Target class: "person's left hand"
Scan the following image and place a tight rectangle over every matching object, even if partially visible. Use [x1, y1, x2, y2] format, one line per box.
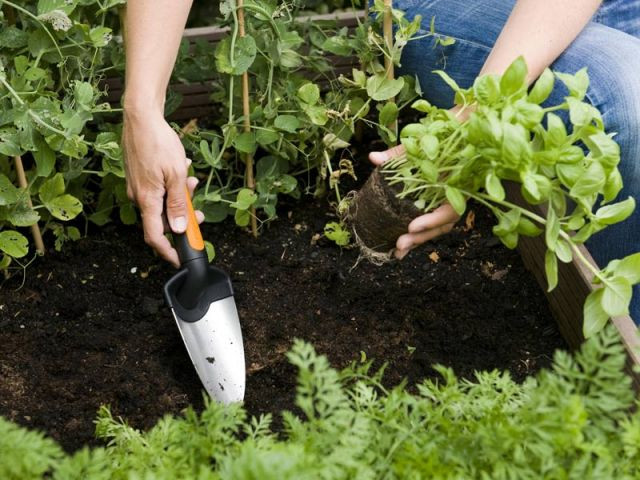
[369, 145, 460, 260]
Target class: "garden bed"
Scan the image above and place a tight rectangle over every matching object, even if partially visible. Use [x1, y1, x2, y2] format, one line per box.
[0, 154, 565, 452]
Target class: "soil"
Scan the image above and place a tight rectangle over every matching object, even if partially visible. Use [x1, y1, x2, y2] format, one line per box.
[0, 171, 566, 453]
[347, 166, 422, 254]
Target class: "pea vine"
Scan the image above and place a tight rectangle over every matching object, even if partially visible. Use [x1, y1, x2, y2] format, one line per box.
[0, 0, 428, 273]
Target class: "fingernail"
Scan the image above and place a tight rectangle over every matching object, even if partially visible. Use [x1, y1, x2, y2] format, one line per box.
[395, 249, 408, 260]
[369, 152, 384, 162]
[173, 216, 186, 232]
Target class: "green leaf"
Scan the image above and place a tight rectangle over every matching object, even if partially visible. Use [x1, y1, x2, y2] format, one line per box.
[500, 56, 527, 96]
[233, 132, 256, 153]
[274, 115, 301, 133]
[39, 173, 65, 203]
[419, 134, 439, 160]
[303, 105, 328, 126]
[601, 277, 632, 317]
[232, 188, 257, 210]
[366, 74, 405, 101]
[379, 102, 399, 127]
[528, 68, 554, 104]
[594, 197, 635, 225]
[74, 82, 94, 107]
[0, 230, 29, 258]
[0, 174, 19, 206]
[0, 27, 28, 49]
[33, 136, 55, 177]
[555, 68, 589, 99]
[614, 253, 640, 284]
[297, 83, 320, 105]
[37, 0, 75, 15]
[119, 202, 136, 225]
[411, 99, 431, 113]
[324, 222, 350, 246]
[204, 241, 216, 263]
[445, 186, 466, 216]
[555, 238, 573, 263]
[567, 97, 595, 127]
[569, 161, 605, 198]
[215, 35, 257, 75]
[546, 113, 567, 147]
[89, 27, 112, 47]
[46, 194, 83, 221]
[545, 208, 560, 252]
[473, 74, 500, 104]
[517, 217, 542, 237]
[545, 249, 558, 291]
[485, 173, 505, 201]
[7, 201, 40, 226]
[234, 208, 250, 227]
[583, 289, 609, 338]
[256, 129, 280, 146]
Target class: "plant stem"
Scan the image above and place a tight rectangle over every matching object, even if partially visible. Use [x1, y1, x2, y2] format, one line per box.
[237, 0, 257, 238]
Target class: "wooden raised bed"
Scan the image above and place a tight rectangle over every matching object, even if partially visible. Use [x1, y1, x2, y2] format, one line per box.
[105, 10, 640, 383]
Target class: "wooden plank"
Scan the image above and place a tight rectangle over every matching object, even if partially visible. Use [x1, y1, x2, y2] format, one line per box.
[505, 182, 640, 389]
[103, 11, 364, 113]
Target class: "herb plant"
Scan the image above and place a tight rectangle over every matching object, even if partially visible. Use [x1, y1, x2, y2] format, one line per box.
[2, 325, 640, 478]
[382, 57, 640, 337]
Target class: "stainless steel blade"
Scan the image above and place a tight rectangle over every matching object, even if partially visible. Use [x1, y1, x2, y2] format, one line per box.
[170, 296, 245, 403]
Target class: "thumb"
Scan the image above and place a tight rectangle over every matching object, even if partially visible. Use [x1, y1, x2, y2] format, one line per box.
[165, 169, 188, 233]
[369, 144, 406, 166]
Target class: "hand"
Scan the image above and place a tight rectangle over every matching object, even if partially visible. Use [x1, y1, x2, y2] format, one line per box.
[123, 109, 204, 268]
[369, 145, 460, 260]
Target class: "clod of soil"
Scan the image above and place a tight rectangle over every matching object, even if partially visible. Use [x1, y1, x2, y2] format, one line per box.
[0, 194, 566, 452]
[346, 167, 421, 260]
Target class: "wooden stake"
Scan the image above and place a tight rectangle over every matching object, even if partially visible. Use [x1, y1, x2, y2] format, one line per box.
[382, 0, 397, 134]
[237, 0, 258, 238]
[14, 156, 45, 255]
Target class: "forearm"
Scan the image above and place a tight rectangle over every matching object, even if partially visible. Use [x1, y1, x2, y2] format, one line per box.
[123, 0, 193, 114]
[480, 0, 602, 82]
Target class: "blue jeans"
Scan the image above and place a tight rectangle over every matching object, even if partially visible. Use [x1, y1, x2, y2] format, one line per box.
[395, 0, 640, 323]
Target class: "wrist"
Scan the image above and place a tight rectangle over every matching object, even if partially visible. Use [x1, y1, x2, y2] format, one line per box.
[123, 90, 165, 118]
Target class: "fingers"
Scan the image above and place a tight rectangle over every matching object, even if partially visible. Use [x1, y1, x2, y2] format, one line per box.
[408, 204, 460, 233]
[164, 164, 189, 234]
[395, 223, 456, 260]
[140, 197, 180, 268]
[369, 144, 406, 166]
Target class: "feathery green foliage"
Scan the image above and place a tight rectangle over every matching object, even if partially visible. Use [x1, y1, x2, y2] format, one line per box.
[1, 325, 640, 479]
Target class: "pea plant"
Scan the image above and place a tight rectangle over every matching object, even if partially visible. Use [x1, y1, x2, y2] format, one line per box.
[381, 57, 639, 336]
[0, 0, 427, 271]
[178, 0, 426, 230]
[0, 0, 126, 272]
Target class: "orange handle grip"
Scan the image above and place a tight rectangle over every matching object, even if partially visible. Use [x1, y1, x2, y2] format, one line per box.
[184, 187, 204, 251]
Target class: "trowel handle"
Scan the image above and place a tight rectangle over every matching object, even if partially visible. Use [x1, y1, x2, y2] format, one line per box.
[174, 188, 207, 266]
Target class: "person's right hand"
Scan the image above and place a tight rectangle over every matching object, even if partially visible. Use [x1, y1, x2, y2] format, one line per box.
[123, 109, 203, 268]
[369, 145, 460, 260]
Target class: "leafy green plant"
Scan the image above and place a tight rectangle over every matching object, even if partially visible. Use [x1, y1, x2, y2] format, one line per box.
[0, 0, 126, 270]
[381, 57, 639, 337]
[2, 325, 640, 478]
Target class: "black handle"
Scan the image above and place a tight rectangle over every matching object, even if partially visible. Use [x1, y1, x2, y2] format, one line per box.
[173, 190, 209, 310]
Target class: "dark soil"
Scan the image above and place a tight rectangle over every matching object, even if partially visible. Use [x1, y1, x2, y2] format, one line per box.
[348, 166, 422, 253]
[0, 175, 566, 453]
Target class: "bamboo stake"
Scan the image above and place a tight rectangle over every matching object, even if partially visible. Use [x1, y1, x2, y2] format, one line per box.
[382, 0, 397, 134]
[3, 5, 45, 254]
[237, 0, 258, 238]
[14, 156, 45, 255]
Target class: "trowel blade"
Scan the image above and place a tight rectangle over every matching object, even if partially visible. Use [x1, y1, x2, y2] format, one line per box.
[171, 296, 245, 403]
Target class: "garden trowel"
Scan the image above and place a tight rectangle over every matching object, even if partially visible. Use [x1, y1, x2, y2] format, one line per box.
[163, 189, 245, 403]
